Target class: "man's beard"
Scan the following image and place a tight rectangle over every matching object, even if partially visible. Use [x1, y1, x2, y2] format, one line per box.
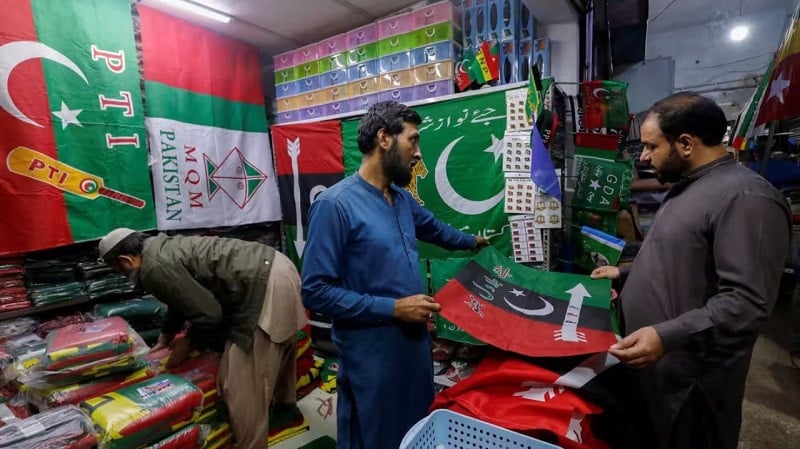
[125, 268, 141, 288]
[654, 143, 688, 184]
[383, 139, 413, 187]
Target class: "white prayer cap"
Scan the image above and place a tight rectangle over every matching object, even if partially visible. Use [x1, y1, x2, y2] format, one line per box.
[98, 228, 137, 259]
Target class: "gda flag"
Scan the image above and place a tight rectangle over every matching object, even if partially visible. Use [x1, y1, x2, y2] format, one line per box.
[271, 121, 344, 268]
[431, 350, 616, 449]
[572, 156, 632, 212]
[435, 246, 619, 357]
[580, 81, 629, 129]
[0, 0, 155, 255]
[343, 89, 512, 259]
[139, 6, 281, 230]
[755, 1, 800, 126]
[575, 226, 624, 271]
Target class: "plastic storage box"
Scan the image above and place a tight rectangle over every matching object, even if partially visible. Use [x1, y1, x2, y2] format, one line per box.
[399, 409, 562, 449]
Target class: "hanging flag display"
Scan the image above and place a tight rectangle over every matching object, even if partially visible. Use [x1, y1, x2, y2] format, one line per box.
[755, 2, 800, 126]
[139, 6, 281, 230]
[574, 226, 625, 271]
[431, 350, 617, 449]
[271, 121, 345, 268]
[572, 157, 633, 212]
[342, 89, 512, 260]
[0, 0, 155, 255]
[731, 57, 776, 150]
[435, 246, 618, 357]
[580, 81, 630, 130]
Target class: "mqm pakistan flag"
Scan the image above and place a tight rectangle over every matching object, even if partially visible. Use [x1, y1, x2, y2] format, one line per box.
[0, 0, 155, 255]
[139, 6, 280, 230]
[343, 89, 512, 259]
[435, 246, 619, 357]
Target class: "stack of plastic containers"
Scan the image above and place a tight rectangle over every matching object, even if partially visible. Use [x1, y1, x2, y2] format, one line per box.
[273, 1, 464, 124]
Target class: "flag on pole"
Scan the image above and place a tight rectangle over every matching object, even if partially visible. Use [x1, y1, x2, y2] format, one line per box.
[755, 2, 800, 126]
[731, 56, 776, 149]
[434, 246, 619, 357]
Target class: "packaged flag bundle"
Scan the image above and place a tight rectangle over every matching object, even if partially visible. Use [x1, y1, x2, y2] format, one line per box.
[0, 385, 31, 427]
[143, 424, 201, 449]
[35, 313, 90, 338]
[27, 366, 154, 409]
[80, 374, 203, 449]
[167, 353, 221, 409]
[1, 333, 46, 382]
[435, 247, 619, 357]
[0, 317, 37, 344]
[21, 318, 148, 388]
[0, 405, 97, 449]
[575, 226, 625, 271]
[43, 317, 132, 370]
[268, 404, 309, 446]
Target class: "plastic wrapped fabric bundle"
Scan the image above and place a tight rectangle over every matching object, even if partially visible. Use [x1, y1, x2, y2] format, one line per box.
[0, 318, 38, 344]
[93, 296, 167, 327]
[29, 281, 86, 306]
[27, 366, 154, 410]
[0, 385, 31, 427]
[20, 322, 149, 388]
[167, 353, 220, 409]
[1, 334, 46, 382]
[0, 405, 97, 449]
[36, 313, 90, 338]
[80, 374, 203, 449]
[76, 261, 114, 280]
[43, 317, 133, 370]
[85, 275, 136, 300]
[143, 424, 201, 449]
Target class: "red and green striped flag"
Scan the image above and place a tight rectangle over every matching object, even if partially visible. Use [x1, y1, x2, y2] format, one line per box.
[731, 57, 776, 150]
[580, 80, 630, 129]
[473, 41, 500, 84]
[0, 0, 155, 255]
[435, 246, 619, 357]
[139, 6, 281, 230]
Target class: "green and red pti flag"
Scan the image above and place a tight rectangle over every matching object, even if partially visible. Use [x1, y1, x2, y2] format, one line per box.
[431, 350, 616, 449]
[580, 81, 629, 130]
[0, 0, 155, 255]
[755, 2, 800, 126]
[435, 246, 618, 357]
[139, 5, 280, 230]
[271, 121, 345, 268]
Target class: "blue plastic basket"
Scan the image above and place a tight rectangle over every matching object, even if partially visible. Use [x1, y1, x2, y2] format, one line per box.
[399, 409, 562, 449]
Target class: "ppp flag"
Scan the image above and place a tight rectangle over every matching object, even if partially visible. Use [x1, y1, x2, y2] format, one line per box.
[271, 121, 345, 268]
[435, 246, 619, 357]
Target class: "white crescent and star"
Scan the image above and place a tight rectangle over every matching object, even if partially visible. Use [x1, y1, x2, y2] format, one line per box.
[510, 288, 525, 297]
[0, 41, 88, 128]
[435, 135, 505, 215]
[767, 71, 790, 104]
[483, 134, 503, 162]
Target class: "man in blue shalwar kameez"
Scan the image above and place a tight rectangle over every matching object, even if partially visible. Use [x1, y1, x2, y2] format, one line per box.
[302, 101, 487, 449]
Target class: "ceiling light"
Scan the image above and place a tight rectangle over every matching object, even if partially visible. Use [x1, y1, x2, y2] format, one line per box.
[730, 25, 749, 42]
[172, 0, 231, 23]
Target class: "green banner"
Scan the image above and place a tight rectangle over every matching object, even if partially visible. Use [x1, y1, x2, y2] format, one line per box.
[35, 0, 155, 239]
[572, 157, 633, 212]
[342, 89, 512, 259]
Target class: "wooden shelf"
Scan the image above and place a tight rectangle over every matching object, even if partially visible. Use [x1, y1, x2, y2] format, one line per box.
[0, 296, 92, 321]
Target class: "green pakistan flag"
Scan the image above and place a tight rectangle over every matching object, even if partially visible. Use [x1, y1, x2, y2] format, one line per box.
[343, 89, 512, 259]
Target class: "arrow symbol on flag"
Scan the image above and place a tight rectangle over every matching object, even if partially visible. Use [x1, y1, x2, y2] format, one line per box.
[287, 138, 306, 257]
[554, 284, 591, 343]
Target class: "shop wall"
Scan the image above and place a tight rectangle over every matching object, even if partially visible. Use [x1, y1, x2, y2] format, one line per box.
[539, 22, 581, 96]
[644, 5, 793, 118]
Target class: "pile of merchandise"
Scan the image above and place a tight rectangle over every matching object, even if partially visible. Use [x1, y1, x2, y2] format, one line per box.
[25, 258, 87, 308]
[94, 296, 168, 345]
[0, 260, 29, 312]
[77, 261, 137, 302]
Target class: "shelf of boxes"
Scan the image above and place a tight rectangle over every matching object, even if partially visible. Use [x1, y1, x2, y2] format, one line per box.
[462, 0, 548, 85]
[273, 0, 465, 124]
